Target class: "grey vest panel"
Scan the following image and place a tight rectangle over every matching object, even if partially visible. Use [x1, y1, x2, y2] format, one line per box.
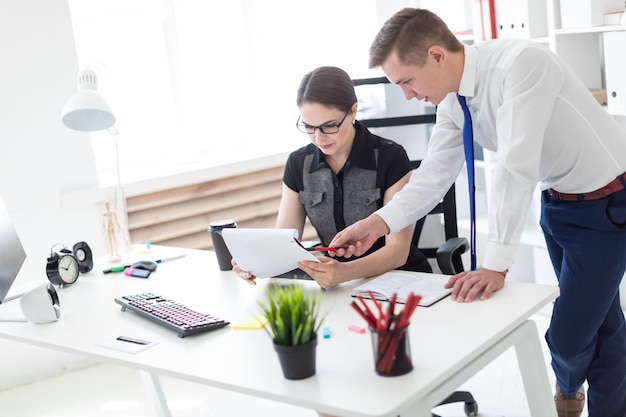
[299, 151, 381, 245]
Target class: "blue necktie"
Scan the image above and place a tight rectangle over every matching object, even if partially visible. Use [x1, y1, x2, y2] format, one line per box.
[456, 94, 477, 271]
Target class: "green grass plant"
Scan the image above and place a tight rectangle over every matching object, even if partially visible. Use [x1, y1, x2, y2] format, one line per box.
[258, 283, 325, 346]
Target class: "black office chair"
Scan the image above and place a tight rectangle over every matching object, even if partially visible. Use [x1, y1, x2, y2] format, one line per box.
[409, 160, 469, 276]
[353, 77, 477, 417]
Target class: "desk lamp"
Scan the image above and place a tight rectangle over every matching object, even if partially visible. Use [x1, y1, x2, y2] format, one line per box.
[61, 68, 131, 254]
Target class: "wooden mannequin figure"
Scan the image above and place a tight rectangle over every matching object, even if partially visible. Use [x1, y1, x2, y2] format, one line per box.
[102, 200, 121, 262]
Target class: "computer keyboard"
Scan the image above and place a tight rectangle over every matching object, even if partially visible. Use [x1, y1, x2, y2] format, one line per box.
[114, 292, 230, 338]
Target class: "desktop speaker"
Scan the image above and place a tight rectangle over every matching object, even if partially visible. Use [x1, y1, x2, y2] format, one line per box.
[20, 283, 61, 324]
[72, 241, 93, 274]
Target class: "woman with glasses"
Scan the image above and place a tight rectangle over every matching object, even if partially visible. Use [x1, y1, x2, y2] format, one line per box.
[233, 66, 430, 289]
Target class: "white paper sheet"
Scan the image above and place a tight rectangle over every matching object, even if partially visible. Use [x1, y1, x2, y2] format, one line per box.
[221, 228, 320, 278]
[352, 271, 453, 306]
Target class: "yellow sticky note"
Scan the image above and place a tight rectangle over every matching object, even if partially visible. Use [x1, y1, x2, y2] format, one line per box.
[232, 315, 268, 330]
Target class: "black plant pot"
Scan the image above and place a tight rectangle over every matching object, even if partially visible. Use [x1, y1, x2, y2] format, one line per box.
[273, 336, 317, 380]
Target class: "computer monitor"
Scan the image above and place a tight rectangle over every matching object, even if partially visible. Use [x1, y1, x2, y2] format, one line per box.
[0, 193, 27, 304]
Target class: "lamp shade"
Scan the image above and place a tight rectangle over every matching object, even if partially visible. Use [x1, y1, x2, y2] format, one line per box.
[62, 68, 116, 132]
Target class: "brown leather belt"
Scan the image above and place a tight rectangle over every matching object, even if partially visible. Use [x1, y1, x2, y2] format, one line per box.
[548, 172, 626, 202]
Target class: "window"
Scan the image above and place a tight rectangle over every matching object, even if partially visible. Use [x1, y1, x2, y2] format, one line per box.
[68, 0, 381, 186]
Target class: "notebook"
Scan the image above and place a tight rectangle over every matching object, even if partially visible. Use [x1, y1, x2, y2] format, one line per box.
[221, 228, 319, 278]
[351, 270, 453, 307]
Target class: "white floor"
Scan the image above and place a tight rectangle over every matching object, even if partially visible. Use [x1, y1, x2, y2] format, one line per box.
[0, 312, 586, 417]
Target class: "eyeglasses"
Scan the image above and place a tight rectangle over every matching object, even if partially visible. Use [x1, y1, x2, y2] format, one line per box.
[296, 111, 350, 135]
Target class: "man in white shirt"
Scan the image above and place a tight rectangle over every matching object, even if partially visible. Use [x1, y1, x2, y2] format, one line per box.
[330, 8, 626, 417]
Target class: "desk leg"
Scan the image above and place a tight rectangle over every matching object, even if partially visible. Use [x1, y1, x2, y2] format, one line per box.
[399, 320, 556, 417]
[514, 320, 557, 417]
[140, 370, 173, 417]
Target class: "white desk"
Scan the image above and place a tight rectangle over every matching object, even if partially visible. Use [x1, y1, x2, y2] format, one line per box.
[0, 248, 558, 417]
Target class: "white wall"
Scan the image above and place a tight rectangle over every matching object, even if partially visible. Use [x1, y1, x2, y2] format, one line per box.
[0, 0, 107, 390]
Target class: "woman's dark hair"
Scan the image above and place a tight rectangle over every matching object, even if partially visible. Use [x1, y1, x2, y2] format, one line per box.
[296, 66, 357, 112]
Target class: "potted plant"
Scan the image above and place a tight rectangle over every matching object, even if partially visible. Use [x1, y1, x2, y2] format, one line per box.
[257, 283, 325, 380]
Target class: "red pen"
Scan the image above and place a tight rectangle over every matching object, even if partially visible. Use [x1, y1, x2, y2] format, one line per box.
[307, 246, 349, 252]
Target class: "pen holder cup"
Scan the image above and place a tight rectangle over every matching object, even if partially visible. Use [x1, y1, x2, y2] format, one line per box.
[208, 220, 237, 271]
[369, 326, 413, 376]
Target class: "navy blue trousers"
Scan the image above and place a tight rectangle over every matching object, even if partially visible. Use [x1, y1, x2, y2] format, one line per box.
[540, 188, 626, 417]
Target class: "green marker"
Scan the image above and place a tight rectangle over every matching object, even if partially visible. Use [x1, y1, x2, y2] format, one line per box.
[102, 265, 129, 274]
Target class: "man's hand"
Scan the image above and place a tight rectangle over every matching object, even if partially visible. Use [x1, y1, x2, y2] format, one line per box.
[329, 214, 390, 258]
[445, 268, 507, 302]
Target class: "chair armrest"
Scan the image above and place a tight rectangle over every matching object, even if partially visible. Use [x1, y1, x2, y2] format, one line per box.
[436, 237, 469, 275]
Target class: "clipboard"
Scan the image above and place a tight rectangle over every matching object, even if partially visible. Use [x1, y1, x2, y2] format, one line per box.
[221, 228, 319, 278]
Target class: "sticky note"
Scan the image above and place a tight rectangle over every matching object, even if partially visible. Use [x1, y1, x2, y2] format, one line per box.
[232, 315, 268, 330]
[136, 243, 159, 254]
[348, 324, 365, 334]
[323, 327, 331, 339]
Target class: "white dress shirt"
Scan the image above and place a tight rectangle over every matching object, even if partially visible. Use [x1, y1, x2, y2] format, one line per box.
[377, 38, 626, 272]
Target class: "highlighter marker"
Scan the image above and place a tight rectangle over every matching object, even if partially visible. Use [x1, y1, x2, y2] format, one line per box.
[102, 265, 129, 274]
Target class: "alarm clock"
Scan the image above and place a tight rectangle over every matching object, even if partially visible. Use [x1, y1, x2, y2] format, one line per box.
[46, 246, 80, 286]
[45, 242, 94, 286]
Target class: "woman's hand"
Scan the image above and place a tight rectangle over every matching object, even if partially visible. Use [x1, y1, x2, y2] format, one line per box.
[231, 259, 257, 285]
[298, 256, 349, 289]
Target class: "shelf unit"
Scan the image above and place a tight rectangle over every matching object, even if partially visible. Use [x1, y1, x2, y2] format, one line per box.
[546, 0, 626, 116]
[490, 0, 626, 116]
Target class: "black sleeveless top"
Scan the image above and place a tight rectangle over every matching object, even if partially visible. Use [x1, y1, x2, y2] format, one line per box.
[283, 121, 431, 273]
